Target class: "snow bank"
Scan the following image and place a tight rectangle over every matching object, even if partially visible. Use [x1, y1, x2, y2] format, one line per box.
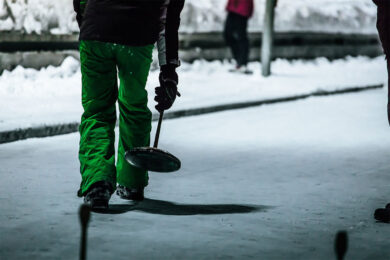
[181, 0, 377, 34]
[0, 55, 387, 132]
[0, 57, 82, 131]
[0, 0, 77, 34]
[0, 0, 378, 35]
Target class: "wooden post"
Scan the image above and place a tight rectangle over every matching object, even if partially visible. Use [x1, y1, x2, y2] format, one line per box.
[261, 0, 277, 77]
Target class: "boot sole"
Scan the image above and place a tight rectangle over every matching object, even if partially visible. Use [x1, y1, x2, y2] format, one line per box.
[116, 190, 144, 201]
[87, 199, 109, 209]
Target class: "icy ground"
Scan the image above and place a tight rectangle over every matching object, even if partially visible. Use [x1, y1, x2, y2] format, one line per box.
[0, 56, 387, 132]
[0, 0, 378, 34]
[1, 89, 390, 259]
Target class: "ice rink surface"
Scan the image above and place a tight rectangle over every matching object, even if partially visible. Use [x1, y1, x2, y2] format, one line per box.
[1, 89, 390, 259]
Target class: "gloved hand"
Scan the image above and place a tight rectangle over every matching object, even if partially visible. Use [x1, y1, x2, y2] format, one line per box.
[155, 65, 180, 112]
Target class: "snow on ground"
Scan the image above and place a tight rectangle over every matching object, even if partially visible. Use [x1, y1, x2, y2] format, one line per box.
[0, 55, 387, 132]
[0, 0, 378, 34]
[0, 0, 77, 33]
[0, 89, 390, 259]
[182, 0, 378, 34]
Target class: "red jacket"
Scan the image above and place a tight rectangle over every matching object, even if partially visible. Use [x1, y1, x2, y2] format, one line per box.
[226, 0, 254, 18]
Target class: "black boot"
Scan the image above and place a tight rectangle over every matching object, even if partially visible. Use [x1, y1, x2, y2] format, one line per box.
[84, 181, 113, 209]
[116, 185, 144, 201]
[374, 203, 390, 223]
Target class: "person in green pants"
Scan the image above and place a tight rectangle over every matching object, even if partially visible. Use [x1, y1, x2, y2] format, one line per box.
[73, 0, 185, 209]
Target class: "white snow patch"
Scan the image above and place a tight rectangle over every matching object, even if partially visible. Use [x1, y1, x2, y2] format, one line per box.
[0, 16, 12, 30]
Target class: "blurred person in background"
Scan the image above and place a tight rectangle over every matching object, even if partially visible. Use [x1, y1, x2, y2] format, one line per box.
[223, 0, 254, 74]
[372, 0, 390, 223]
[73, 0, 185, 209]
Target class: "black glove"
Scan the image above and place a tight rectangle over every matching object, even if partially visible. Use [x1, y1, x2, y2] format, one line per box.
[155, 65, 179, 112]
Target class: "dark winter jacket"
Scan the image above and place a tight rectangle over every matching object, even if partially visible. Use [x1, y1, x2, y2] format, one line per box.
[373, 0, 390, 57]
[373, 0, 390, 124]
[226, 0, 254, 18]
[73, 0, 185, 67]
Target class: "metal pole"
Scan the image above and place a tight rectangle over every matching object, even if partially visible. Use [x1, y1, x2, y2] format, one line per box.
[153, 111, 164, 148]
[79, 204, 91, 260]
[261, 0, 277, 77]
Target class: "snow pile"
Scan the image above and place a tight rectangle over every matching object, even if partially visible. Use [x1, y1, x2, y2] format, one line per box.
[0, 57, 82, 130]
[0, 55, 387, 132]
[0, 56, 80, 97]
[0, 0, 378, 34]
[272, 0, 377, 34]
[181, 0, 377, 34]
[0, 0, 77, 34]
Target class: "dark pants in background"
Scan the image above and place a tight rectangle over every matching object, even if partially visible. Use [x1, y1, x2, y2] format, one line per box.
[374, 0, 390, 124]
[224, 12, 249, 67]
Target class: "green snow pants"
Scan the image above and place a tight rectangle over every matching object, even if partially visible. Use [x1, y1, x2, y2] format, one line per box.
[77, 40, 154, 197]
